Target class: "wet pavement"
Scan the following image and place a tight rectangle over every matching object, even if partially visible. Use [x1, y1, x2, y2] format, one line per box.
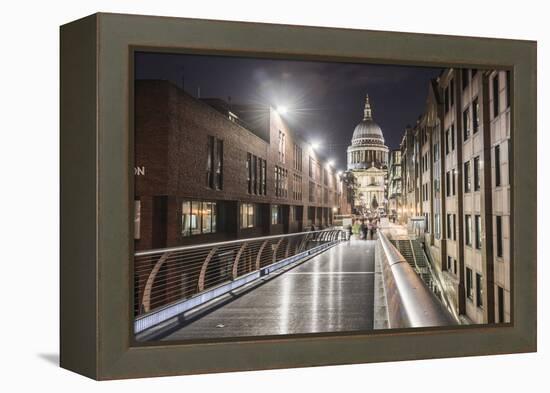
[161, 240, 376, 340]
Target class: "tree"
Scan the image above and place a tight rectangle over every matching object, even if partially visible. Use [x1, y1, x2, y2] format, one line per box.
[371, 195, 379, 210]
[342, 170, 358, 209]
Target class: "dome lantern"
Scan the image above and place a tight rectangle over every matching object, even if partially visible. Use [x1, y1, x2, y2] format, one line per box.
[363, 94, 373, 120]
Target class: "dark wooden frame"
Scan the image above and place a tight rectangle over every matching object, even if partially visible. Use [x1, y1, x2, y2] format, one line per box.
[60, 12, 537, 380]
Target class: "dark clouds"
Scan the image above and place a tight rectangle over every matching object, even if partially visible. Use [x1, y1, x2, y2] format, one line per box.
[135, 52, 442, 170]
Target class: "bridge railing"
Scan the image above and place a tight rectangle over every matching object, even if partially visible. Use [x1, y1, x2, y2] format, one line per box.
[377, 230, 457, 328]
[134, 228, 345, 334]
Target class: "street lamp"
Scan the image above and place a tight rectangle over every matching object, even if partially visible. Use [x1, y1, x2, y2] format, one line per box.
[310, 141, 320, 150]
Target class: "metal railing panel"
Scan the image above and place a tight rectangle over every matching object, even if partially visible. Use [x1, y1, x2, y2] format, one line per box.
[134, 228, 344, 333]
[377, 230, 457, 328]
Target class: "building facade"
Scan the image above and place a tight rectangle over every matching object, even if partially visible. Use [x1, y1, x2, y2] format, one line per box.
[396, 69, 511, 324]
[387, 150, 402, 219]
[134, 80, 348, 252]
[347, 95, 389, 213]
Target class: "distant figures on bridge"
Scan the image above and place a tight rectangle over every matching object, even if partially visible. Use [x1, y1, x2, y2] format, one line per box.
[347, 217, 379, 240]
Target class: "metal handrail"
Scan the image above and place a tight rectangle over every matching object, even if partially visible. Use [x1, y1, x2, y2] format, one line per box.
[136, 228, 338, 256]
[377, 230, 457, 328]
[134, 228, 344, 319]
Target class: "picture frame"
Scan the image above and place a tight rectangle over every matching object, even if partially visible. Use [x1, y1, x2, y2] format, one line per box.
[60, 12, 537, 380]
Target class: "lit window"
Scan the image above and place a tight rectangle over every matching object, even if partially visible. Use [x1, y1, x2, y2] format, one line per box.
[182, 200, 217, 237]
[240, 203, 256, 228]
[134, 200, 141, 240]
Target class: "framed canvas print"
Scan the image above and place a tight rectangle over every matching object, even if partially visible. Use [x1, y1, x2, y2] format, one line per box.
[60, 13, 537, 380]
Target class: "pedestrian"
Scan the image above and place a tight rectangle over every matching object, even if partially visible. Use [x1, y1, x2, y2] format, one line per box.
[347, 223, 353, 241]
[362, 220, 369, 240]
[369, 222, 373, 240]
[359, 220, 366, 240]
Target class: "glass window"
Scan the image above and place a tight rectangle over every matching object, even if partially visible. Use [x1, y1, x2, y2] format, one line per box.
[466, 267, 473, 300]
[202, 202, 213, 234]
[463, 107, 470, 141]
[474, 156, 481, 191]
[191, 201, 201, 235]
[452, 169, 456, 195]
[464, 161, 471, 193]
[246, 153, 252, 194]
[182, 200, 217, 236]
[496, 215, 503, 257]
[271, 205, 280, 225]
[206, 136, 214, 188]
[215, 139, 223, 190]
[495, 145, 501, 186]
[182, 201, 191, 237]
[475, 215, 481, 249]
[240, 203, 256, 229]
[493, 74, 500, 118]
[476, 273, 483, 308]
[465, 214, 472, 246]
[473, 98, 479, 134]
[134, 200, 141, 240]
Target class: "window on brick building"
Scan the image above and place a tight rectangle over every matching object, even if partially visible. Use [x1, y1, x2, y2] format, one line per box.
[182, 200, 217, 236]
[134, 200, 141, 240]
[240, 203, 256, 228]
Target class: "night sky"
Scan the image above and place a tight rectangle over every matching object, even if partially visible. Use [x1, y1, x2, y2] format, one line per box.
[135, 52, 442, 171]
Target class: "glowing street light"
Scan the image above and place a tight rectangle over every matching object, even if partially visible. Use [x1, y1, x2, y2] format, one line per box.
[310, 141, 320, 150]
[337, 171, 343, 176]
[327, 160, 335, 168]
[276, 106, 288, 115]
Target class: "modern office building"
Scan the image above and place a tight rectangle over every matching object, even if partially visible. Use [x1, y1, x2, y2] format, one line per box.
[346, 95, 389, 213]
[396, 68, 511, 324]
[133, 80, 350, 252]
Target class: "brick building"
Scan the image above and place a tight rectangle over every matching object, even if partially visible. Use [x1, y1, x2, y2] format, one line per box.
[134, 80, 349, 252]
[397, 68, 511, 324]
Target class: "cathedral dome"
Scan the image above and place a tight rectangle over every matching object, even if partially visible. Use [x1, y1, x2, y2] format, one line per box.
[351, 95, 385, 145]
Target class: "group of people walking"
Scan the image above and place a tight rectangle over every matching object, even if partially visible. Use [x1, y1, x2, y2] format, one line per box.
[346, 217, 379, 240]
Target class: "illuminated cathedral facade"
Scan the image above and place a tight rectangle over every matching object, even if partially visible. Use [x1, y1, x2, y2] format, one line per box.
[346, 95, 389, 214]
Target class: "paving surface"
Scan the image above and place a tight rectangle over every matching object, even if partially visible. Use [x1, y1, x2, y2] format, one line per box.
[161, 240, 376, 341]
